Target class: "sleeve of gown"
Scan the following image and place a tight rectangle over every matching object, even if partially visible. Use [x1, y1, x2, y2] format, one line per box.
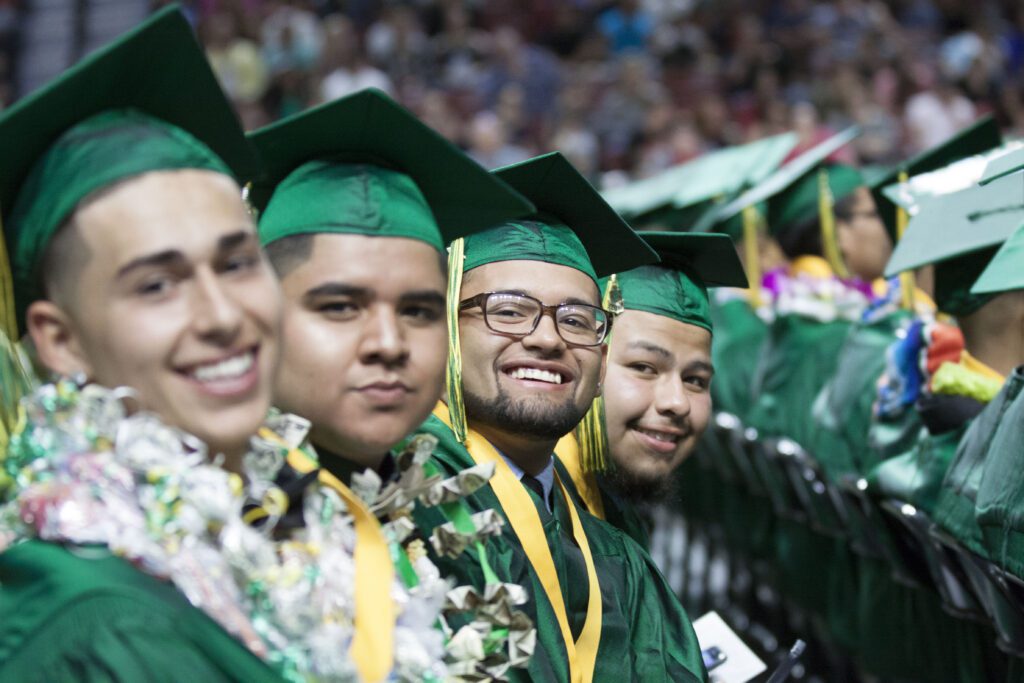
[622, 535, 708, 683]
[2, 593, 284, 683]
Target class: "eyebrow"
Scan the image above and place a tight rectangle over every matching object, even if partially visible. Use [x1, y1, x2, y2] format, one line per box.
[114, 229, 257, 279]
[627, 340, 671, 359]
[304, 282, 370, 300]
[684, 360, 715, 377]
[400, 290, 445, 306]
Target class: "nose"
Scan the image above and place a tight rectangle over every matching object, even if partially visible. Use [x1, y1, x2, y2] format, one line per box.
[520, 310, 567, 355]
[191, 268, 243, 344]
[358, 305, 409, 367]
[655, 375, 691, 418]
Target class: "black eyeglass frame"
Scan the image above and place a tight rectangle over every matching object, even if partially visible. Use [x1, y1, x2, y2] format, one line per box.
[458, 291, 613, 347]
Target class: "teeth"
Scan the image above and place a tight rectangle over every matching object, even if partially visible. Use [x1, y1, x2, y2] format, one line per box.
[191, 352, 254, 382]
[508, 367, 563, 384]
[636, 427, 678, 443]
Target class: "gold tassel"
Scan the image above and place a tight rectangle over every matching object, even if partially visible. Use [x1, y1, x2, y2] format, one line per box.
[445, 238, 468, 444]
[0, 211, 17, 342]
[742, 205, 763, 308]
[819, 169, 850, 279]
[0, 211, 35, 458]
[575, 276, 619, 474]
[896, 170, 916, 311]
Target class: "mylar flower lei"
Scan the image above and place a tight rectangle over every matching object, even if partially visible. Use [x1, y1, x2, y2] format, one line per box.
[0, 381, 532, 682]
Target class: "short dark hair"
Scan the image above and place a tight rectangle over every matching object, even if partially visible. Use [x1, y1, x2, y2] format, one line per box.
[776, 214, 822, 260]
[832, 191, 860, 223]
[264, 233, 315, 278]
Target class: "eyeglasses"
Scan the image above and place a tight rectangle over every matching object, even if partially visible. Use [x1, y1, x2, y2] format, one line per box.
[459, 291, 611, 347]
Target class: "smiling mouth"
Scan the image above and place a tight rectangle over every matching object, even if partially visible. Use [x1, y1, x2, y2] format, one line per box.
[504, 367, 567, 385]
[634, 426, 680, 444]
[179, 348, 260, 397]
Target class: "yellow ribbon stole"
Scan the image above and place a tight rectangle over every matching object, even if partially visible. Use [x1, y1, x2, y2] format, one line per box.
[257, 428, 395, 683]
[555, 433, 606, 520]
[433, 403, 603, 683]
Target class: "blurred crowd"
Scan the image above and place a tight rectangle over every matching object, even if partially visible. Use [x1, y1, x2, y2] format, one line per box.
[162, 0, 1024, 187]
[0, 0, 1017, 186]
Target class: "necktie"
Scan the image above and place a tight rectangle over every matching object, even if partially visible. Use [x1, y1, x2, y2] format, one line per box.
[521, 473, 548, 507]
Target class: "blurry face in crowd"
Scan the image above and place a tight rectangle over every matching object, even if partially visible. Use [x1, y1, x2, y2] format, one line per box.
[457, 260, 605, 451]
[28, 169, 282, 463]
[273, 234, 448, 467]
[837, 187, 891, 282]
[602, 310, 712, 498]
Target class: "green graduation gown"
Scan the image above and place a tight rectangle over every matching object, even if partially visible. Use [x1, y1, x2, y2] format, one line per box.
[412, 413, 707, 683]
[0, 540, 283, 683]
[708, 296, 768, 422]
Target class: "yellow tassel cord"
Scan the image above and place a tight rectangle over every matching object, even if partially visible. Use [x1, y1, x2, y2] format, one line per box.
[819, 169, 850, 279]
[896, 170, 916, 310]
[575, 275, 619, 475]
[0, 214, 36, 458]
[741, 204, 763, 308]
[445, 238, 469, 444]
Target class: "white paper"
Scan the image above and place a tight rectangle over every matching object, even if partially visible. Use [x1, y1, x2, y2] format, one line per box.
[693, 611, 767, 683]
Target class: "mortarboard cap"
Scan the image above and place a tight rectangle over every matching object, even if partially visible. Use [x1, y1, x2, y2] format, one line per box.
[461, 152, 658, 286]
[871, 116, 1001, 240]
[0, 6, 257, 334]
[980, 146, 1024, 185]
[884, 174, 1024, 315]
[250, 88, 534, 251]
[606, 231, 747, 333]
[711, 127, 861, 233]
[970, 222, 1024, 295]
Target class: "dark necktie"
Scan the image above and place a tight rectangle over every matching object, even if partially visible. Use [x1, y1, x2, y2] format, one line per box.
[521, 474, 548, 507]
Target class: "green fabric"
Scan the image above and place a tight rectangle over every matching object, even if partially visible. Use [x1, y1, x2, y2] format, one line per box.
[487, 153, 658, 278]
[932, 245, 1000, 317]
[462, 219, 599, 287]
[972, 369, 1024, 574]
[412, 414, 707, 683]
[259, 161, 442, 250]
[746, 313, 853, 448]
[594, 476, 651, 550]
[248, 88, 534, 247]
[868, 427, 966, 514]
[0, 540, 282, 683]
[602, 132, 796, 220]
[611, 265, 712, 333]
[981, 146, 1024, 184]
[768, 163, 863, 233]
[870, 115, 1000, 240]
[808, 310, 912, 480]
[603, 231, 747, 333]
[10, 110, 231, 325]
[972, 222, 1024, 295]
[708, 297, 768, 421]
[884, 173, 1024, 277]
[713, 127, 860, 228]
[933, 370, 1024, 557]
[0, 6, 256, 334]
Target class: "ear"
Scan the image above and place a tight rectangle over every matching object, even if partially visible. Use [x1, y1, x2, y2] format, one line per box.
[25, 300, 93, 378]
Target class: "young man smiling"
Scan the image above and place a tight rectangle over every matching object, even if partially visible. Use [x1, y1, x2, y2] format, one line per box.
[249, 88, 533, 485]
[556, 232, 747, 547]
[417, 152, 708, 683]
[0, 9, 288, 681]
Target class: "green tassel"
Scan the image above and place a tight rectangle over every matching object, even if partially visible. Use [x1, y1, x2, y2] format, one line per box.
[445, 238, 468, 444]
[575, 276, 620, 473]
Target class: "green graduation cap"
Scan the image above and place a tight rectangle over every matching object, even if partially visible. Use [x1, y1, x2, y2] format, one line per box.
[980, 146, 1024, 185]
[606, 231, 747, 334]
[601, 132, 797, 226]
[461, 152, 658, 284]
[711, 127, 861, 230]
[870, 116, 1001, 239]
[0, 6, 257, 337]
[446, 152, 657, 444]
[249, 88, 534, 251]
[880, 142, 1022, 218]
[971, 222, 1024, 294]
[884, 174, 1024, 315]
